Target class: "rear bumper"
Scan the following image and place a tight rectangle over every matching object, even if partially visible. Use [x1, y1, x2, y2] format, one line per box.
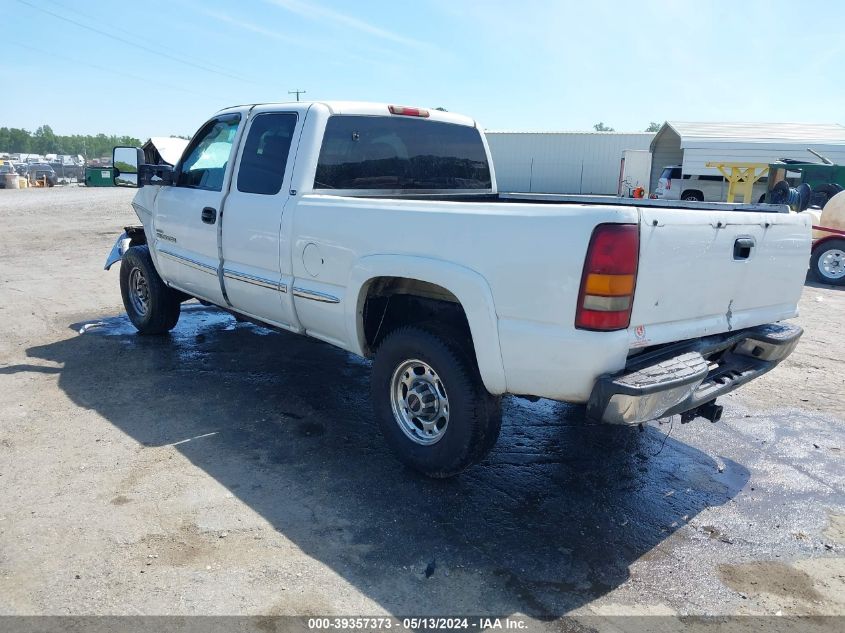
[586, 322, 803, 425]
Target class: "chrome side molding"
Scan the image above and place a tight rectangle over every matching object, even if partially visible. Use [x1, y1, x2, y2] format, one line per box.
[292, 287, 340, 304]
[223, 269, 288, 293]
[158, 249, 217, 275]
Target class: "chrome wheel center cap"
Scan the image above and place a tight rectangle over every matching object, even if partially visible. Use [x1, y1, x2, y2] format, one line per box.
[407, 383, 438, 419]
[390, 359, 450, 446]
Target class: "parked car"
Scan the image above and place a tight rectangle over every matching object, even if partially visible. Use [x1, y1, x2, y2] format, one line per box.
[28, 163, 58, 186]
[653, 165, 767, 203]
[104, 101, 809, 478]
[0, 160, 18, 187]
[49, 161, 84, 180]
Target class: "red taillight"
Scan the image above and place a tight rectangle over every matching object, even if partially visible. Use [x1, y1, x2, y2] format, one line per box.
[575, 224, 639, 331]
[388, 105, 430, 118]
[666, 179, 671, 190]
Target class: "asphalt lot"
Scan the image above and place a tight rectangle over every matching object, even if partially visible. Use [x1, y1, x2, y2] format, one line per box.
[0, 187, 843, 627]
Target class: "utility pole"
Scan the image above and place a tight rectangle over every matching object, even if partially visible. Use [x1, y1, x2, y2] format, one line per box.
[288, 89, 306, 102]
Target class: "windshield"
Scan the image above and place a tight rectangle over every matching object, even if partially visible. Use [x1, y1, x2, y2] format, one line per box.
[314, 115, 491, 191]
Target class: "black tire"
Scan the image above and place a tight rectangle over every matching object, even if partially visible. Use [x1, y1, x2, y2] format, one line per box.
[810, 239, 845, 286]
[119, 245, 182, 333]
[771, 180, 791, 204]
[815, 183, 844, 208]
[682, 190, 703, 202]
[371, 325, 502, 478]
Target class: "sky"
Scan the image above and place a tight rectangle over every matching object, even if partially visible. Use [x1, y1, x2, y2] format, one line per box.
[1, 0, 844, 139]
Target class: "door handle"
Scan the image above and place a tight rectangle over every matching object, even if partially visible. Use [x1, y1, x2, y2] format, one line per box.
[201, 207, 217, 224]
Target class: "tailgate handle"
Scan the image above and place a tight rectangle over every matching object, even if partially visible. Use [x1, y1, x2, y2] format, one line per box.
[734, 237, 755, 260]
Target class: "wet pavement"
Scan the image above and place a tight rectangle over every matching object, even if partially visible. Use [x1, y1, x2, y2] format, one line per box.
[8, 303, 842, 618]
[1, 188, 844, 623]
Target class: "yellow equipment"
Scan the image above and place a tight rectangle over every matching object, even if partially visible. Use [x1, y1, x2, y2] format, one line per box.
[705, 161, 769, 203]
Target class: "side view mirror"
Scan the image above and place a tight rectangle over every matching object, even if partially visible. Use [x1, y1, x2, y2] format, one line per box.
[113, 146, 176, 187]
[113, 146, 143, 187]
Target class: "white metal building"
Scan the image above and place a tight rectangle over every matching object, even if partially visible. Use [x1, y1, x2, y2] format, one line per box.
[485, 131, 654, 195]
[649, 121, 845, 192]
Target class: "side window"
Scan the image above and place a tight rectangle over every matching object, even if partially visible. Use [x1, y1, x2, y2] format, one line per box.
[237, 113, 298, 195]
[176, 114, 241, 191]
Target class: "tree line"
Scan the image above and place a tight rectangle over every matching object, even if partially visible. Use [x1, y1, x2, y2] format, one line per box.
[0, 125, 141, 159]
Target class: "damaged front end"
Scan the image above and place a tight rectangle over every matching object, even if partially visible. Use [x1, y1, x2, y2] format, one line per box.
[104, 226, 145, 270]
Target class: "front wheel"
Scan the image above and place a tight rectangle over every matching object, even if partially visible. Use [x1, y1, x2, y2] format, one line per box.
[119, 245, 182, 333]
[371, 326, 501, 478]
[811, 239, 845, 286]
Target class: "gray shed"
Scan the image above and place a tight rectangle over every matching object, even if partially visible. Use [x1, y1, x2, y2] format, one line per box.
[648, 121, 845, 191]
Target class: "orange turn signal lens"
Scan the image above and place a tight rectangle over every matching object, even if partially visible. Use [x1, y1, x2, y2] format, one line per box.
[584, 273, 635, 297]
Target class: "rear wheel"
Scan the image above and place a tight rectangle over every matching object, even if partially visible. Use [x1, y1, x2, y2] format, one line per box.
[371, 325, 501, 478]
[811, 239, 845, 286]
[682, 190, 703, 202]
[120, 245, 182, 333]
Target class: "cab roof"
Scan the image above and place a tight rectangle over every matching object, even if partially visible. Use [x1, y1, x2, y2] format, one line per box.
[216, 101, 477, 128]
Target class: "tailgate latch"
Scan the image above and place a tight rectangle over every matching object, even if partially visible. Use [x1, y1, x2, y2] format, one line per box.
[733, 236, 755, 260]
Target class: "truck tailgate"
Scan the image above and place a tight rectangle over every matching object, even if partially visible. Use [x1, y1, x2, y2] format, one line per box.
[629, 208, 811, 348]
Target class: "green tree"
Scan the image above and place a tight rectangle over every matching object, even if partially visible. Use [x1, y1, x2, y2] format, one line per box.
[33, 125, 58, 154]
[645, 121, 662, 132]
[0, 127, 33, 153]
[593, 122, 615, 132]
[0, 125, 141, 159]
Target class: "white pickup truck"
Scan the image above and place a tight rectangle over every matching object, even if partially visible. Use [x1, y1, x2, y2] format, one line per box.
[106, 101, 810, 477]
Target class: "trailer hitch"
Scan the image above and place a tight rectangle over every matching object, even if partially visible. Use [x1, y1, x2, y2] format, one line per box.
[680, 400, 724, 424]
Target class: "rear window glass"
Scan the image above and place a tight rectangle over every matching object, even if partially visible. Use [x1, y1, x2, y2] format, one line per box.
[661, 167, 682, 179]
[314, 115, 491, 191]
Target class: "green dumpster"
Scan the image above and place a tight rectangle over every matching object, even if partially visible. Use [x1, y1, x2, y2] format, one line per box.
[85, 167, 115, 187]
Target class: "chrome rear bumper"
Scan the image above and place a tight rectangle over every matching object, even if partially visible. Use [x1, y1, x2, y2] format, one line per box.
[586, 322, 803, 425]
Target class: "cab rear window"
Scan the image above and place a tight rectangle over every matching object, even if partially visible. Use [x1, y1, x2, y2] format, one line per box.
[314, 115, 491, 191]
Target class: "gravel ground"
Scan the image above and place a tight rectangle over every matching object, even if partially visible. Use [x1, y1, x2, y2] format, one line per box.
[0, 186, 843, 629]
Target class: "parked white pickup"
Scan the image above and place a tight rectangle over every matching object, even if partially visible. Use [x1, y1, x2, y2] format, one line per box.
[105, 101, 810, 477]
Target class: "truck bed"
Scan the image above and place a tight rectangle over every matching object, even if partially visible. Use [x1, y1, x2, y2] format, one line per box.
[339, 190, 791, 213]
[498, 192, 790, 213]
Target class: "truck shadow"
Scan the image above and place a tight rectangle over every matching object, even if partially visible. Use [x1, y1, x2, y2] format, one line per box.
[20, 306, 748, 617]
